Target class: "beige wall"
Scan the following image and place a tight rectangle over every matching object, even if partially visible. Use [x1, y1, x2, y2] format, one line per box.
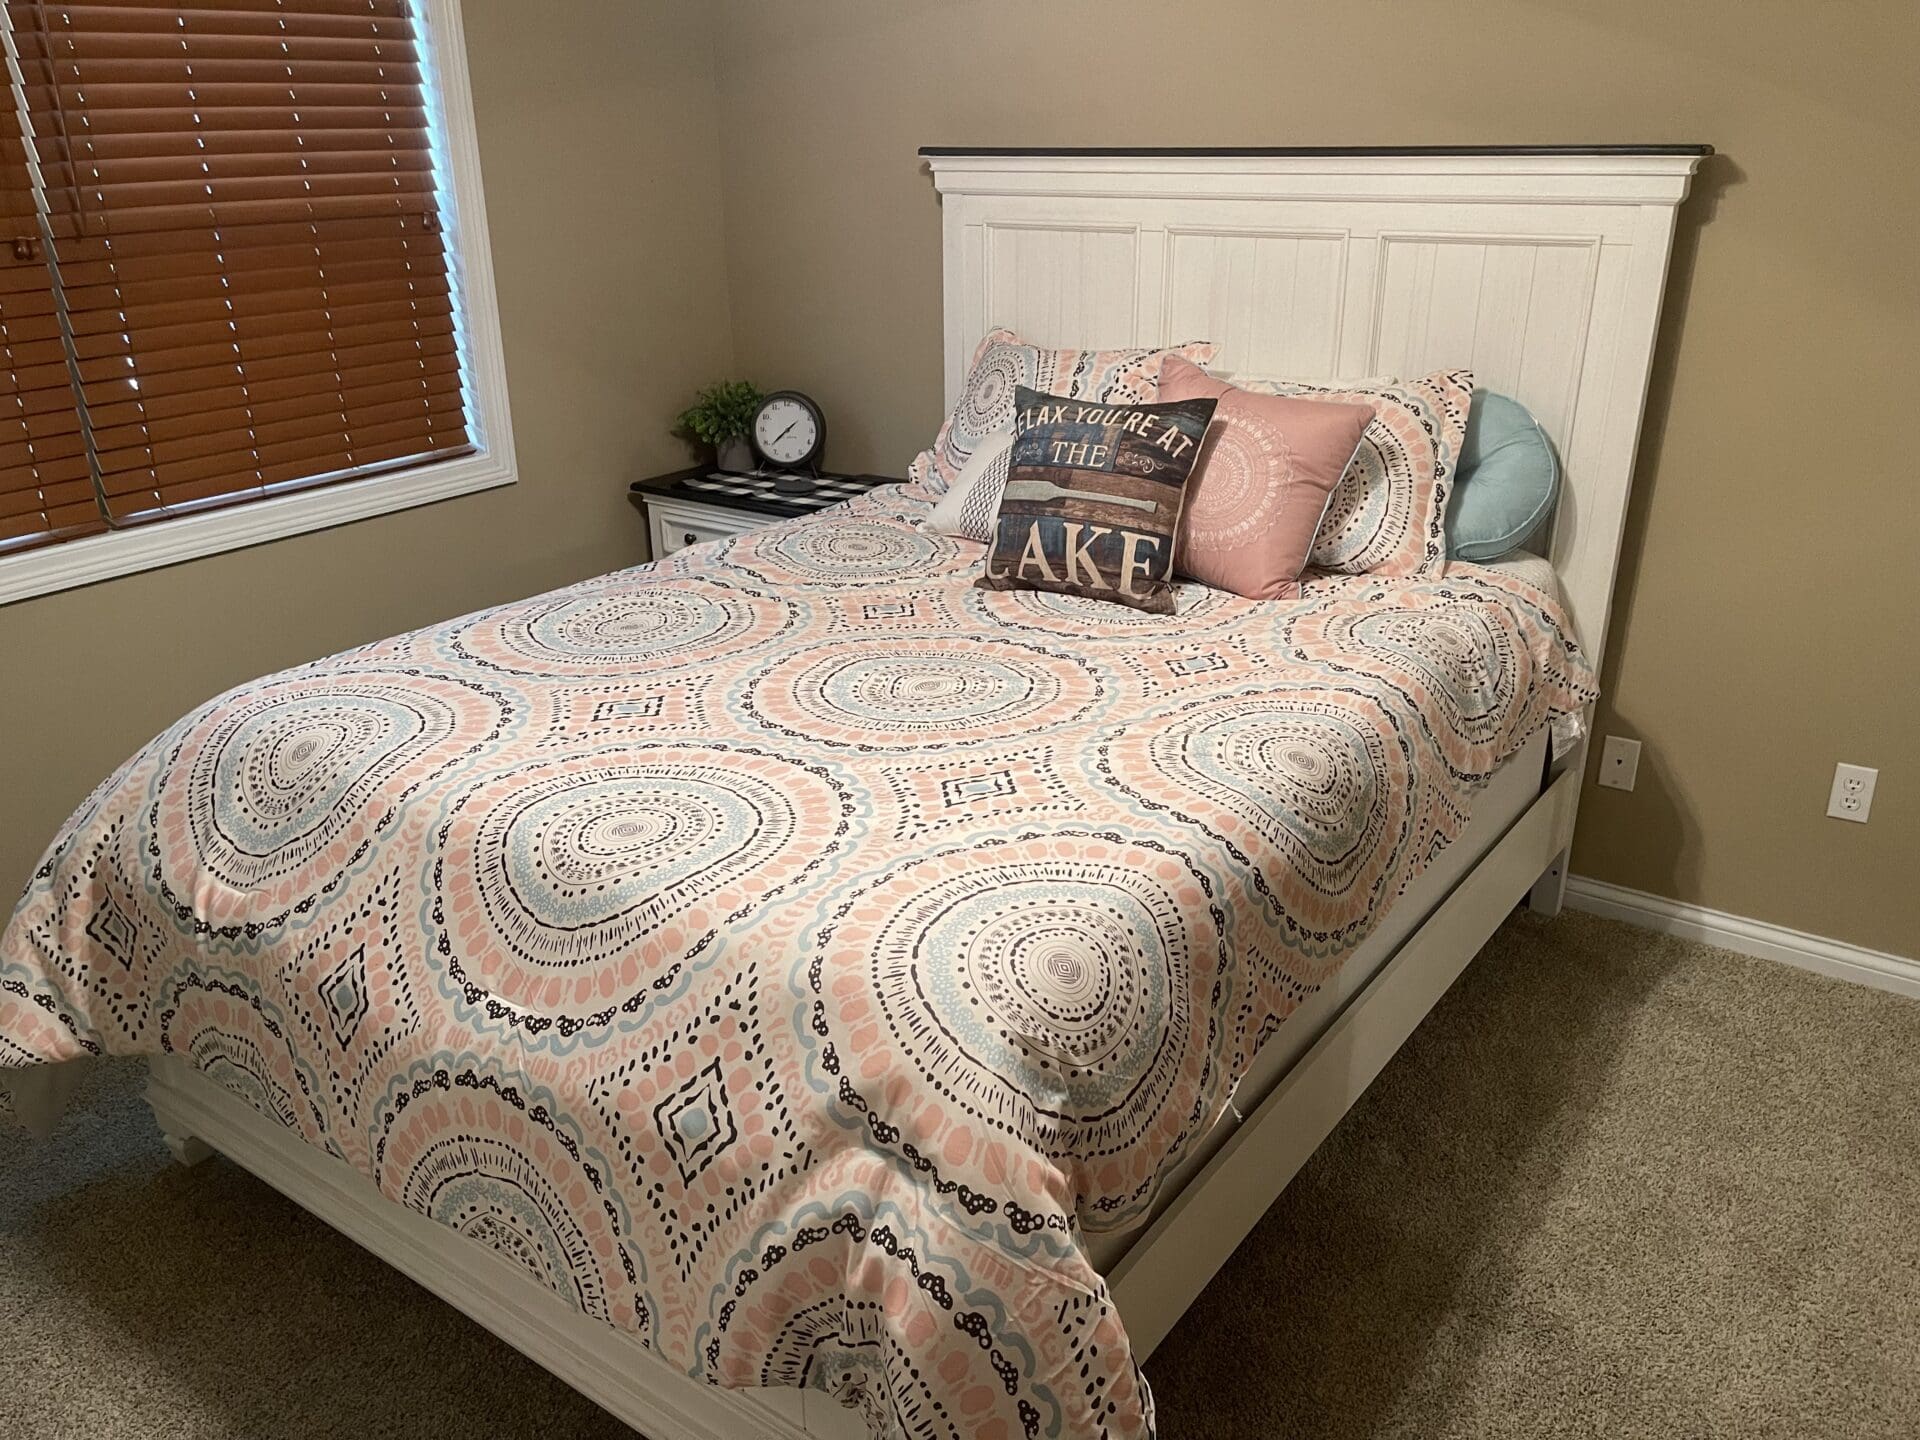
[7, 3, 1914, 957]
[0, 1, 733, 897]
[709, 0, 1919, 955]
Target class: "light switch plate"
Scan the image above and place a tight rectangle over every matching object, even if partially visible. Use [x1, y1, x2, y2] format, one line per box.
[1827, 763, 1877, 823]
[1597, 736, 1642, 791]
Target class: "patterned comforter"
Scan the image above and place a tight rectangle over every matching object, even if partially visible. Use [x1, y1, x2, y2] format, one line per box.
[0, 482, 1595, 1439]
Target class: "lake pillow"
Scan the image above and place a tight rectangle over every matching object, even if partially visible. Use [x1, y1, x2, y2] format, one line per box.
[977, 385, 1217, 614]
[909, 329, 1215, 496]
[1237, 369, 1475, 577]
[1155, 355, 1375, 600]
[1445, 390, 1560, 561]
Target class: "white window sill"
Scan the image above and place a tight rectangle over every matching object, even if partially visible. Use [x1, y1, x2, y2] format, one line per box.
[0, 448, 514, 604]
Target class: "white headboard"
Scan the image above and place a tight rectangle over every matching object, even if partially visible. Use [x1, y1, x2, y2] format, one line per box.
[922, 146, 1705, 665]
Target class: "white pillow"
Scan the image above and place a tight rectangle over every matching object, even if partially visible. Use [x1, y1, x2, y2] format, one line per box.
[924, 430, 1014, 541]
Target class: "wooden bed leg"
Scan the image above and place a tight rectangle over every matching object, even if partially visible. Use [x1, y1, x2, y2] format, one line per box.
[1529, 846, 1570, 916]
[146, 1054, 215, 1167]
[161, 1130, 215, 1168]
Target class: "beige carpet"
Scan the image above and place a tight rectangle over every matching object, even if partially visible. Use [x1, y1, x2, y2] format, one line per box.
[3, 909, 1916, 1439]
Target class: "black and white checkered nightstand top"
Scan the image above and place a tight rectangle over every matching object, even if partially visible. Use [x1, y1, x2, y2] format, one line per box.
[629, 466, 896, 521]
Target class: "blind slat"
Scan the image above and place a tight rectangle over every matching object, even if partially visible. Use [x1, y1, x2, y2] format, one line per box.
[76, 333, 454, 402]
[77, 318, 455, 383]
[96, 385, 459, 472]
[27, 5, 413, 37]
[89, 361, 456, 450]
[45, 147, 434, 192]
[16, 31, 417, 62]
[66, 271, 450, 334]
[104, 412, 466, 495]
[0, 501, 107, 547]
[0, 475, 95, 517]
[21, 57, 425, 85]
[26, 128, 431, 164]
[17, 103, 432, 136]
[73, 292, 452, 354]
[59, 169, 436, 218]
[22, 80, 425, 109]
[84, 350, 457, 425]
[54, 212, 444, 267]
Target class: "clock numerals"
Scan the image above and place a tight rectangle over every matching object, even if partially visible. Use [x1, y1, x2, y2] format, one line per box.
[752, 393, 823, 469]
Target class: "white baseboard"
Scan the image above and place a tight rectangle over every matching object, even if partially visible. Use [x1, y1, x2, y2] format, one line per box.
[1565, 876, 1920, 1001]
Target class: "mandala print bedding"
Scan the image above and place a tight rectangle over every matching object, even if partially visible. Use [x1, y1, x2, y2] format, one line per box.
[0, 483, 1596, 1440]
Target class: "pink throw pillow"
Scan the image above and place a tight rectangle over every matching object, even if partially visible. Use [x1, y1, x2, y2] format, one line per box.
[1157, 355, 1375, 600]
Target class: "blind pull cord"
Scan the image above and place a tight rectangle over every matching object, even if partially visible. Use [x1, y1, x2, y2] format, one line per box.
[0, 0, 112, 529]
[25, 2, 84, 232]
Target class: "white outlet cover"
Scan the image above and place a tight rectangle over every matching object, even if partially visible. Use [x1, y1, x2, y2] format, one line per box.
[1826, 763, 1877, 823]
[1597, 735, 1642, 792]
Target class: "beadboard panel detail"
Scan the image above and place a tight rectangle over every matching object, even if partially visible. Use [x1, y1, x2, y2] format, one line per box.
[1367, 232, 1601, 445]
[1161, 226, 1350, 377]
[930, 159, 1699, 669]
[977, 221, 1142, 351]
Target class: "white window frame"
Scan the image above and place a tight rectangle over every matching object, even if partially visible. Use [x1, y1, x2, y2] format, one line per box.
[0, 0, 515, 605]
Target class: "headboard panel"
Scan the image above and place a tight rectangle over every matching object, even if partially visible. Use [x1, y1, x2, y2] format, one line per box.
[923, 149, 1705, 667]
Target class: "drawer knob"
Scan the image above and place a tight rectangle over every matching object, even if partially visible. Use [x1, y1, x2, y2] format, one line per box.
[682, 532, 698, 546]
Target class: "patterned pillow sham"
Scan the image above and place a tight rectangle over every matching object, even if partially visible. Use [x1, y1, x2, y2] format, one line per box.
[1237, 369, 1475, 576]
[924, 430, 1013, 540]
[911, 328, 1216, 496]
[1155, 355, 1375, 600]
[977, 385, 1217, 614]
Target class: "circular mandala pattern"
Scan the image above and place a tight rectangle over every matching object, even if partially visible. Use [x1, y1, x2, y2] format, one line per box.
[1101, 688, 1414, 946]
[371, 1061, 643, 1330]
[743, 640, 1103, 750]
[810, 830, 1224, 1172]
[967, 580, 1246, 640]
[720, 519, 961, 590]
[155, 965, 331, 1146]
[1310, 401, 1428, 573]
[431, 745, 850, 1026]
[153, 670, 511, 927]
[953, 343, 1025, 448]
[713, 1172, 1062, 1436]
[1182, 418, 1296, 551]
[1282, 599, 1519, 755]
[449, 583, 792, 678]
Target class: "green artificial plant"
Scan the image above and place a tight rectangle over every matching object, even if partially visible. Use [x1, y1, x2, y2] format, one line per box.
[676, 380, 764, 447]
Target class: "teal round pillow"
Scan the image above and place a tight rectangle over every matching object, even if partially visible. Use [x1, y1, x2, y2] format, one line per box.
[1445, 391, 1560, 562]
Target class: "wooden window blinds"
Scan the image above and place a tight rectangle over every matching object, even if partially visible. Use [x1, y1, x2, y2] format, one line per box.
[0, 0, 469, 555]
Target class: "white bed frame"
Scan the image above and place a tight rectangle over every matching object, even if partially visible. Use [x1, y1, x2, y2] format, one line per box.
[135, 147, 1705, 1438]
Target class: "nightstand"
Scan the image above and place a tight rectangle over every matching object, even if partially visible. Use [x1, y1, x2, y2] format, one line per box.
[628, 467, 898, 561]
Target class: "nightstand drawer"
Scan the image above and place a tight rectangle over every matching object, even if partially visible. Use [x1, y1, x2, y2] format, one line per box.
[629, 469, 897, 565]
[647, 497, 763, 559]
[654, 515, 738, 556]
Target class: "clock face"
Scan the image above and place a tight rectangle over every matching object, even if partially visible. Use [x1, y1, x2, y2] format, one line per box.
[752, 393, 822, 469]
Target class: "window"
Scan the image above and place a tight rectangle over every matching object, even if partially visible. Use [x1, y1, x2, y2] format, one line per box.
[0, 0, 512, 602]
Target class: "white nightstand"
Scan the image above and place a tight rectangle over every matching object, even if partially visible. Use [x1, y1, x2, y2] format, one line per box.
[628, 467, 897, 560]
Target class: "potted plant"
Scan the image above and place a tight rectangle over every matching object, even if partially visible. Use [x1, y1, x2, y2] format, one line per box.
[676, 380, 763, 473]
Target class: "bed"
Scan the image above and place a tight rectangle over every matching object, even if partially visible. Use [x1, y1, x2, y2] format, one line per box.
[0, 146, 1705, 1439]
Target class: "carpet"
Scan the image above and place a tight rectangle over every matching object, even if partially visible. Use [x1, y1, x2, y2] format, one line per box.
[3, 909, 1915, 1439]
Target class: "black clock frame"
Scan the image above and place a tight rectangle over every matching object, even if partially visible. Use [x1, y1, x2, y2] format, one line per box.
[749, 390, 827, 472]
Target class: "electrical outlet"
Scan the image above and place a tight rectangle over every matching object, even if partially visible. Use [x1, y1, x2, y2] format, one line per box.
[1826, 763, 1877, 823]
[1597, 735, 1642, 792]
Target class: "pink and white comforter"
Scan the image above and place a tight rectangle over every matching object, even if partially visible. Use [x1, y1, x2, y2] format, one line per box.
[0, 482, 1596, 1438]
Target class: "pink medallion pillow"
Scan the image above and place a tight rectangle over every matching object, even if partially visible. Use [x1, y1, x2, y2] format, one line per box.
[1156, 356, 1374, 600]
[908, 328, 1215, 496]
[1238, 369, 1475, 577]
